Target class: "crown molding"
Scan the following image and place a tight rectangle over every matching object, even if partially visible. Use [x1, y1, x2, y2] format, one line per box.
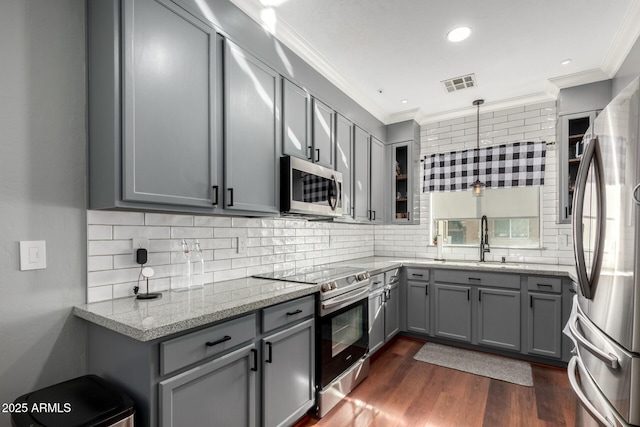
[228, 0, 390, 123]
[547, 68, 611, 90]
[601, 0, 640, 77]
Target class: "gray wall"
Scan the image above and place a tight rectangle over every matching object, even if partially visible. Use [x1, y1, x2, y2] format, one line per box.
[0, 0, 87, 422]
[613, 33, 640, 97]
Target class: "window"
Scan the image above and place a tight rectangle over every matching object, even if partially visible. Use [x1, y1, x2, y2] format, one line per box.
[431, 187, 541, 248]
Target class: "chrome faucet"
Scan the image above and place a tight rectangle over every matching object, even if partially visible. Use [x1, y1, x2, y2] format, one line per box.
[480, 215, 490, 262]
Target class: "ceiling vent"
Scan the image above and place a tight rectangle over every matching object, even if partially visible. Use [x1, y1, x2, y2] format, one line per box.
[442, 74, 476, 93]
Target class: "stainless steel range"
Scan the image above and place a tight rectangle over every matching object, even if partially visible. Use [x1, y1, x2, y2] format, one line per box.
[254, 265, 371, 417]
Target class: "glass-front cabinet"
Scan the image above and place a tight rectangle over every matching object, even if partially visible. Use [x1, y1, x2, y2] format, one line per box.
[558, 111, 597, 223]
[390, 141, 420, 224]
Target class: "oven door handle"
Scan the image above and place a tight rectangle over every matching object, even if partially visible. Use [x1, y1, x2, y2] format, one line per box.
[321, 287, 370, 310]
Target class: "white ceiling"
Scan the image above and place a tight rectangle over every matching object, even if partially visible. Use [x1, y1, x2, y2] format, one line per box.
[230, 0, 640, 124]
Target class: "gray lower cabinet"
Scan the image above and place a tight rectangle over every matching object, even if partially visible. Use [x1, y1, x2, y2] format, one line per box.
[282, 78, 310, 161]
[262, 318, 315, 427]
[406, 281, 429, 334]
[224, 40, 280, 214]
[159, 343, 257, 427]
[384, 283, 400, 340]
[528, 292, 562, 358]
[335, 114, 354, 218]
[433, 283, 472, 342]
[368, 287, 385, 355]
[477, 288, 521, 351]
[353, 125, 370, 222]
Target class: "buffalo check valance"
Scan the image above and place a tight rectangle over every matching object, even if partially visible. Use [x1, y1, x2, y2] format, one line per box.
[423, 141, 546, 192]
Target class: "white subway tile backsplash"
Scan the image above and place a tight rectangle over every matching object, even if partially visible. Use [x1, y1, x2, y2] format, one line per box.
[88, 225, 112, 240]
[113, 225, 171, 240]
[88, 240, 132, 256]
[145, 213, 194, 226]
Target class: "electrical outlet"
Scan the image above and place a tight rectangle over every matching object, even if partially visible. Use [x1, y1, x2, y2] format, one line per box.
[237, 236, 247, 254]
[132, 237, 149, 260]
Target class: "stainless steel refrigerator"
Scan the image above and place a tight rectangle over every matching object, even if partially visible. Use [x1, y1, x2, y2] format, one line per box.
[566, 76, 640, 427]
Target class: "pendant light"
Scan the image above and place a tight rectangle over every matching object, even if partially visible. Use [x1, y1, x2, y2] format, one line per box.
[472, 99, 485, 197]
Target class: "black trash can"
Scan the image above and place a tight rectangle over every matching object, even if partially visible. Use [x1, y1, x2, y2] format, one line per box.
[11, 374, 134, 427]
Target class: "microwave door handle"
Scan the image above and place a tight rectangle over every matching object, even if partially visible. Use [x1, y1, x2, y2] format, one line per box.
[572, 136, 596, 299]
[567, 356, 616, 427]
[569, 311, 619, 369]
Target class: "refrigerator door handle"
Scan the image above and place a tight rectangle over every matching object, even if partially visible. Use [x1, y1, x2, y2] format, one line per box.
[568, 356, 616, 427]
[633, 182, 640, 205]
[572, 137, 606, 299]
[569, 311, 619, 369]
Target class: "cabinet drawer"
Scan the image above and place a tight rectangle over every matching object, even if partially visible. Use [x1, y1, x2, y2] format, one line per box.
[160, 313, 257, 376]
[263, 295, 314, 333]
[385, 269, 400, 285]
[434, 270, 519, 290]
[370, 273, 385, 290]
[405, 268, 429, 282]
[527, 276, 562, 293]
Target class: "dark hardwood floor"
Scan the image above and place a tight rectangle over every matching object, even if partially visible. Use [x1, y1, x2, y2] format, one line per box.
[300, 337, 577, 427]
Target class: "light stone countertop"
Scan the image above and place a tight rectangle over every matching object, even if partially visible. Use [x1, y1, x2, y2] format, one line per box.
[73, 277, 318, 342]
[74, 256, 576, 342]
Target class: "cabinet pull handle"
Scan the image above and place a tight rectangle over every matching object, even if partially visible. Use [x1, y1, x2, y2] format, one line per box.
[372, 210, 376, 221]
[565, 207, 568, 218]
[468, 277, 481, 283]
[372, 281, 382, 285]
[206, 335, 232, 347]
[250, 348, 258, 372]
[537, 283, 554, 288]
[530, 295, 533, 308]
[286, 309, 302, 316]
[425, 285, 429, 296]
[412, 273, 424, 277]
[467, 289, 470, 300]
[479, 290, 482, 302]
[212, 185, 219, 205]
[227, 188, 234, 207]
[315, 148, 320, 162]
[266, 342, 273, 363]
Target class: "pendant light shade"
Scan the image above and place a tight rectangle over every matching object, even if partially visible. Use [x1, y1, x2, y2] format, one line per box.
[472, 99, 485, 197]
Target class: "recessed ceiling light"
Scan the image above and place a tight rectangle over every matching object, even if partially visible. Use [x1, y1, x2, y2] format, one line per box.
[401, 99, 408, 104]
[446, 26, 471, 43]
[561, 58, 572, 65]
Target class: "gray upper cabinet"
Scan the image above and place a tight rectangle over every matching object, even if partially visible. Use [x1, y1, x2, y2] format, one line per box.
[353, 126, 370, 222]
[159, 343, 257, 427]
[312, 98, 335, 168]
[476, 288, 521, 351]
[89, 0, 221, 210]
[369, 137, 385, 223]
[433, 283, 472, 342]
[282, 79, 310, 161]
[335, 114, 354, 218]
[262, 318, 315, 427]
[390, 141, 420, 224]
[224, 41, 280, 214]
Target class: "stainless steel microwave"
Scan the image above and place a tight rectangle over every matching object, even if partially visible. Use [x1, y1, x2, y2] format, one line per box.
[280, 156, 343, 217]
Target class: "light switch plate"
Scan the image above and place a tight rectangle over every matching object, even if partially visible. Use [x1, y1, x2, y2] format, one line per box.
[20, 240, 47, 271]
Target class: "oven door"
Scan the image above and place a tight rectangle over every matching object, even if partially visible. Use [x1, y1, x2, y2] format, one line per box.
[319, 296, 368, 389]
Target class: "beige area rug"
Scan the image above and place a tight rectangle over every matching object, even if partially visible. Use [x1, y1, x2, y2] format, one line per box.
[413, 342, 533, 387]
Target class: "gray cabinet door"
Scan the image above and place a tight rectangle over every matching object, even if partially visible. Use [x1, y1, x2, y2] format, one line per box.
[368, 290, 385, 355]
[477, 288, 521, 351]
[353, 126, 370, 221]
[159, 343, 257, 427]
[384, 284, 400, 341]
[282, 79, 310, 161]
[369, 137, 385, 223]
[312, 98, 335, 168]
[224, 40, 280, 214]
[335, 114, 353, 218]
[434, 283, 471, 342]
[122, 0, 218, 208]
[406, 281, 429, 334]
[263, 318, 315, 427]
[527, 292, 562, 358]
